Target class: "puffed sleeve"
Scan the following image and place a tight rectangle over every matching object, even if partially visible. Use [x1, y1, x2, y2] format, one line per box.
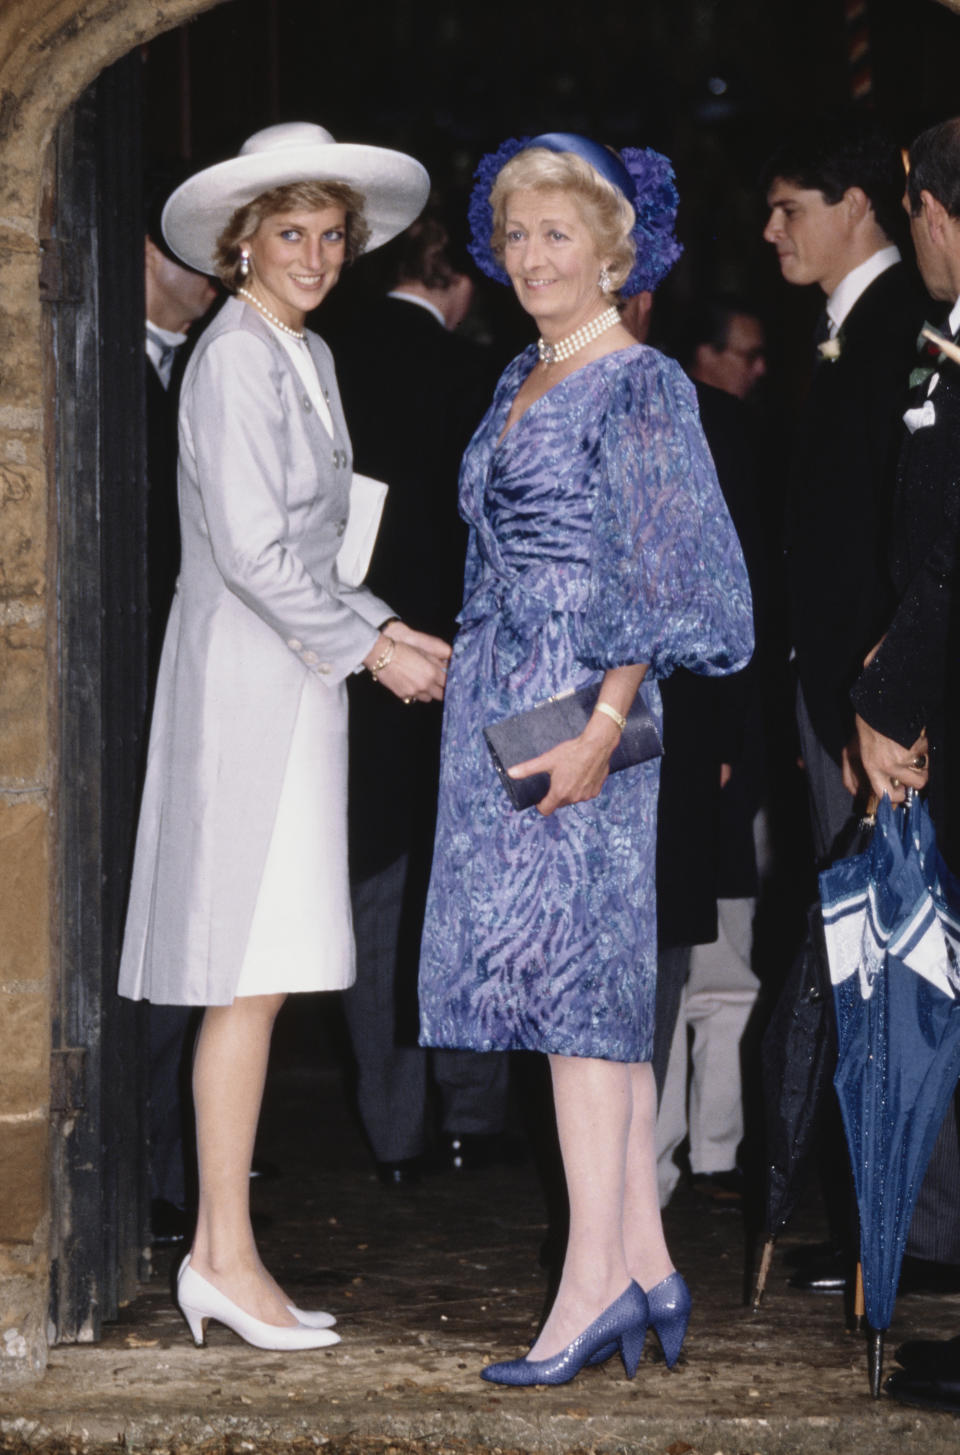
[578, 351, 754, 680]
[182, 329, 390, 683]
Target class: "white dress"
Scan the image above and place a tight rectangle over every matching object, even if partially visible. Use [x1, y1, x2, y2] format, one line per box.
[234, 328, 355, 997]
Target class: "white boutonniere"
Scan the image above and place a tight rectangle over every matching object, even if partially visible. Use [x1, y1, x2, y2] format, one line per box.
[817, 335, 843, 362]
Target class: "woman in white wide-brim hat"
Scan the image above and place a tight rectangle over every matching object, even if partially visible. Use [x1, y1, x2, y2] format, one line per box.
[118, 123, 449, 1351]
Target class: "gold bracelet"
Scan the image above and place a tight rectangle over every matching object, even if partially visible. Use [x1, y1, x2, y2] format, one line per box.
[594, 701, 627, 732]
[368, 637, 396, 682]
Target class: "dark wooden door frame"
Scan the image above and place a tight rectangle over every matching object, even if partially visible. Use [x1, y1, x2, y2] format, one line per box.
[47, 53, 151, 1343]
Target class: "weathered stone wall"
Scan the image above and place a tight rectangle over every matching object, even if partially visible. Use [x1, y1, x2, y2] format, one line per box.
[0, 0, 224, 1388]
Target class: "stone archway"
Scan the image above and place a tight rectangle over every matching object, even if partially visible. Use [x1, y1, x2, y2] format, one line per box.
[0, 0, 225, 1387]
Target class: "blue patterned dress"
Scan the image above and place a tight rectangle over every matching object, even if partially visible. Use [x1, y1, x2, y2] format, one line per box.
[418, 343, 753, 1062]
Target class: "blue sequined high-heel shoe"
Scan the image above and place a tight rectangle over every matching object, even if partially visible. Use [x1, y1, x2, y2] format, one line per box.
[588, 1270, 691, 1370]
[646, 1270, 691, 1368]
[481, 1281, 649, 1386]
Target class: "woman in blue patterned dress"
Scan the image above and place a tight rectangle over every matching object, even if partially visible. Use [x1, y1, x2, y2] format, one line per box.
[418, 134, 754, 1385]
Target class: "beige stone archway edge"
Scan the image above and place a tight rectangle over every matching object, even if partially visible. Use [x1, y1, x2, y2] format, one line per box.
[0, 0, 225, 1387]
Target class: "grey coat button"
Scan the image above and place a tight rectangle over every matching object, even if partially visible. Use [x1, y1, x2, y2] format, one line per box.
[317, 663, 331, 674]
[287, 637, 303, 652]
[302, 650, 320, 667]
[302, 396, 312, 412]
[335, 519, 346, 537]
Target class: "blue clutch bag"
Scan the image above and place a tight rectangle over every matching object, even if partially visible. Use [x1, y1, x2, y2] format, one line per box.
[483, 681, 663, 811]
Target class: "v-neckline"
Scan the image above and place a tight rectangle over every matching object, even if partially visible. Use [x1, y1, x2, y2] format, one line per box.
[495, 343, 643, 448]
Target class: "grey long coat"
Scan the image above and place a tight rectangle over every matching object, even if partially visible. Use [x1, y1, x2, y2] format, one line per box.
[119, 297, 390, 1006]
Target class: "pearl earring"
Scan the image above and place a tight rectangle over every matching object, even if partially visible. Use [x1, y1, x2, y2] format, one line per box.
[598, 266, 612, 294]
[239, 249, 251, 280]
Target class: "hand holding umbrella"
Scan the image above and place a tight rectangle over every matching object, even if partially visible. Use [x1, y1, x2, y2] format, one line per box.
[853, 713, 929, 806]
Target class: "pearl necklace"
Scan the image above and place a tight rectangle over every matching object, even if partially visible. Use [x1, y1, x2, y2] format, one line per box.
[237, 287, 306, 341]
[537, 306, 620, 365]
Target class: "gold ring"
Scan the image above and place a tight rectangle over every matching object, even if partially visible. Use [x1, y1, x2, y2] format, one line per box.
[403, 696, 413, 705]
[891, 776, 901, 789]
[912, 754, 927, 770]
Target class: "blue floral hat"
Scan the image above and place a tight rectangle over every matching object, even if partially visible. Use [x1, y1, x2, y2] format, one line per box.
[466, 131, 682, 298]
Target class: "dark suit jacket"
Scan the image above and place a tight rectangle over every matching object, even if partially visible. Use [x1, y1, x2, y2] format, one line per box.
[325, 295, 498, 879]
[785, 262, 927, 765]
[851, 349, 960, 861]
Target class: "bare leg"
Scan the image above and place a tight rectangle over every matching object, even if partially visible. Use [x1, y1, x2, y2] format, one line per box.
[528, 1054, 633, 1360]
[189, 993, 295, 1327]
[623, 1061, 674, 1290]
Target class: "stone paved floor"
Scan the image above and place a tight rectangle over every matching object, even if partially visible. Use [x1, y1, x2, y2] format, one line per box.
[2, 1006, 960, 1454]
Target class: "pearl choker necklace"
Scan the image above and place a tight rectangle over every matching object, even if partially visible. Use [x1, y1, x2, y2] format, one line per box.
[237, 287, 306, 341]
[537, 306, 621, 365]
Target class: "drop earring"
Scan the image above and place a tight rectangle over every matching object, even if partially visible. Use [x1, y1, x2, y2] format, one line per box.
[239, 248, 251, 281]
[598, 265, 611, 295]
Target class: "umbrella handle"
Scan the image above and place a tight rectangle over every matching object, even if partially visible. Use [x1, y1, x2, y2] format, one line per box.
[752, 1238, 776, 1311]
[853, 1261, 865, 1331]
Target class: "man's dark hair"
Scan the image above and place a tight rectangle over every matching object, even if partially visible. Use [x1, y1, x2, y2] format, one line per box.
[144, 163, 193, 262]
[674, 295, 762, 372]
[383, 197, 468, 291]
[907, 118, 960, 219]
[760, 116, 907, 244]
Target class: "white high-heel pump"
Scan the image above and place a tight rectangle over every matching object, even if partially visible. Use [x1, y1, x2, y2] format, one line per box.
[176, 1260, 340, 1351]
[178, 1255, 336, 1331]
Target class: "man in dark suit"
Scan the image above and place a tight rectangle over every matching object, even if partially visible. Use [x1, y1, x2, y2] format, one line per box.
[762, 119, 928, 1291]
[326, 205, 508, 1184]
[850, 119, 960, 1410]
[763, 119, 927, 867]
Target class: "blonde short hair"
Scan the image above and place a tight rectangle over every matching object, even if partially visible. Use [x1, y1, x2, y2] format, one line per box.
[488, 148, 636, 294]
[214, 180, 371, 290]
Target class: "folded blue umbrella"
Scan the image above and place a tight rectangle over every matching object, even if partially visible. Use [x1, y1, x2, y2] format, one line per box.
[819, 794, 960, 1389]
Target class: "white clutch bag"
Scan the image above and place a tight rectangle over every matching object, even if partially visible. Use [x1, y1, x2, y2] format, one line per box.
[336, 473, 388, 587]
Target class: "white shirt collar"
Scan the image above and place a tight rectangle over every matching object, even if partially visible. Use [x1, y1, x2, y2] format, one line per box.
[387, 289, 447, 329]
[826, 245, 901, 335]
[145, 324, 188, 388]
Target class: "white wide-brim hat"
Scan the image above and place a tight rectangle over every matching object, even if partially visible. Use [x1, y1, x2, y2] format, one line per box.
[162, 122, 431, 274]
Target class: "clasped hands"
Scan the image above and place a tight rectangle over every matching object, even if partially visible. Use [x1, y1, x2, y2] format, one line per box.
[363, 619, 451, 703]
